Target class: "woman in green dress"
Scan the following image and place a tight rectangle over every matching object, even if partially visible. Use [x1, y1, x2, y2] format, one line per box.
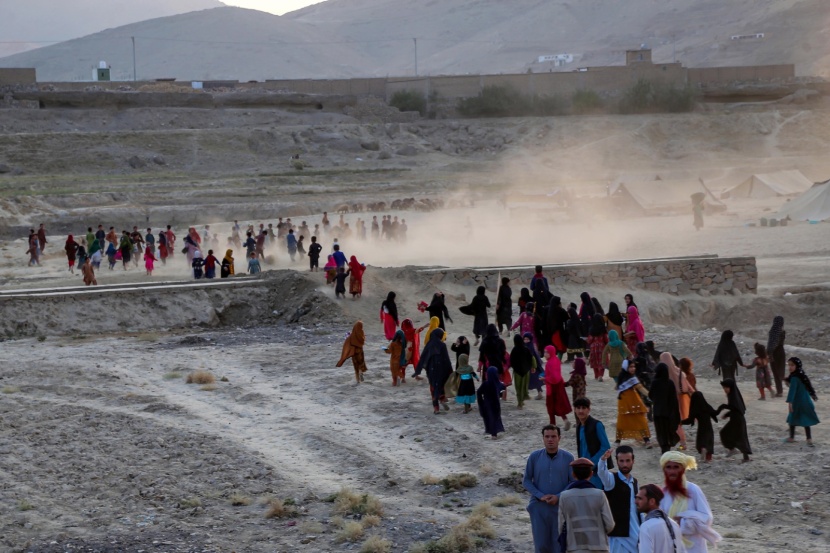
[785, 357, 819, 446]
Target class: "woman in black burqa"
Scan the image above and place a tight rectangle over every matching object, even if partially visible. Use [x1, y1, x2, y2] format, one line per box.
[462, 286, 491, 346]
[477, 366, 505, 439]
[767, 316, 786, 397]
[716, 378, 752, 461]
[711, 330, 745, 381]
[478, 323, 507, 373]
[682, 391, 719, 462]
[415, 328, 454, 414]
[427, 292, 453, 330]
[648, 363, 680, 453]
[545, 295, 569, 356]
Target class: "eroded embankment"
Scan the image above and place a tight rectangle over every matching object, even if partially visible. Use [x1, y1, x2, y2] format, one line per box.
[0, 271, 338, 340]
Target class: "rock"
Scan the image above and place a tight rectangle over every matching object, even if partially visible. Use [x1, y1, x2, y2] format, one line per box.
[378, 151, 392, 160]
[360, 140, 380, 151]
[0, 163, 10, 173]
[396, 145, 418, 156]
[128, 156, 146, 169]
[152, 155, 167, 165]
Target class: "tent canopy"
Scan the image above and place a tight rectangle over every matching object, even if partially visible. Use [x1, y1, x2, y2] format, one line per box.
[725, 170, 813, 199]
[775, 180, 830, 221]
[610, 178, 724, 212]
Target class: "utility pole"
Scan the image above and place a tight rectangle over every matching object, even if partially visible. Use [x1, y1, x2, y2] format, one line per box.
[672, 33, 676, 63]
[413, 38, 418, 76]
[131, 36, 137, 81]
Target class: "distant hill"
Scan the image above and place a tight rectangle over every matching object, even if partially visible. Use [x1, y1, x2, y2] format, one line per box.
[0, 0, 224, 58]
[1, 0, 827, 82]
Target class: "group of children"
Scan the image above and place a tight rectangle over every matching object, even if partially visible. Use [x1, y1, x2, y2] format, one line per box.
[338, 287, 821, 455]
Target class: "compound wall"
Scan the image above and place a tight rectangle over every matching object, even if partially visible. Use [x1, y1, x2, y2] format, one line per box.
[423, 256, 757, 297]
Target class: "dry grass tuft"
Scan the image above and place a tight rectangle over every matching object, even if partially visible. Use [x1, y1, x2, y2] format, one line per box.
[264, 498, 297, 519]
[440, 473, 478, 491]
[163, 371, 182, 380]
[471, 502, 496, 519]
[17, 500, 34, 511]
[336, 521, 365, 543]
[186, 370, 215, 385]
[200, 383, 218, 391]
[230, 493, 251, 506]
[361, 514, 382, 528]
[409, 514, 496, 553]
[490, 494, 523, 507]
[421, 474, 441, 485]
[2, 386, 20, 394]
[333, 487, 384, 517]
[299, 520, 325, 534]
[178, 498, 202, 509]
[360, 535, 392, 553]
[478, 463, 494, 476]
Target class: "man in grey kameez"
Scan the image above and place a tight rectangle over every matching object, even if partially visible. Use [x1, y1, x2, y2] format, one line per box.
[524, 424, 575, 553]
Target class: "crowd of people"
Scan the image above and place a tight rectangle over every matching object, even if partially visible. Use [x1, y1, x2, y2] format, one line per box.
[31, 211, 385, 288]
[333, 265, 820, 553]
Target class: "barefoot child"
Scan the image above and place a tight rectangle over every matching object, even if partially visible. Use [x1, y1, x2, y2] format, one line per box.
[337, 321, 367, 385]
[750, 343, 774, 400]
[384, 330, 407, 386]
[333, 266, 350, 299]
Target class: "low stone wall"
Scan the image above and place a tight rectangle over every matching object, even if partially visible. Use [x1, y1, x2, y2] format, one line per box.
[422, 256, 757, 297]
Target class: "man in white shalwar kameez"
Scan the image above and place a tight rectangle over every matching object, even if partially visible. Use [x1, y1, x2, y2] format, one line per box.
[658, 452, 720, 553]
[635, 484, 686, 553]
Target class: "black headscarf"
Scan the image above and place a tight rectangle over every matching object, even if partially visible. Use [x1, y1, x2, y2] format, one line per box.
[633, 342, 654, 388]
[381, 291, 398, 323]
[470, 286, 490, 316]
[579, 292, 595, 318]
[479, 324, 506, 371]
[416, 328, 453, 387]
[510, 334, 533, 377]
[767, 316, 784, 355]
[451, 335, 471, 368]
[477, 366, 505, 436]
[720, 378, 746, 415]
[712, 330, 743, 370]
[591, 297, 605, 317]
[589, 313, 607, 337]
[648, 363, 680, 424]
[687, 391, 718, 424]
[518, 287, 532, 308]
[606, 302, 624, 327]
[785, 357, 817, 399]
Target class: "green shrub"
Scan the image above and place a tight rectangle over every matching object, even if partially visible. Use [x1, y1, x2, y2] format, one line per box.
[457, 85, 530, 117]
[618, 78, 697, 114]
[457, 85, 566, 117]
[571, 89, 604, 114]
[390, 89, 427, 116]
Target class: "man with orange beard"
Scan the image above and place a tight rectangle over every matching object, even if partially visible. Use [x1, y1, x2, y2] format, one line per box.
[658, 452, 720, 553]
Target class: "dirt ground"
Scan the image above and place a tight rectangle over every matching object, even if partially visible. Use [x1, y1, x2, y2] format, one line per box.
[1, 97, 829, 552]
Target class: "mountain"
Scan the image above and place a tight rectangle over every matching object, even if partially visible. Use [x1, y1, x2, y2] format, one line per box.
[1, 0, 827, 82]
[0, 0, 225, 58]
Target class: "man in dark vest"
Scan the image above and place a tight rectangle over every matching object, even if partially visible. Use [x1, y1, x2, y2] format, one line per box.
[597, 445, 640, 553]
[574, 397, 612, 489]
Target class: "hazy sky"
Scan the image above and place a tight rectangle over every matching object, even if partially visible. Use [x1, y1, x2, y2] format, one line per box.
[222, 1, 325, 15]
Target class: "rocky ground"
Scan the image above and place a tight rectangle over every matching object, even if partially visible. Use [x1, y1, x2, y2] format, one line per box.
[1, 90, 830, 552]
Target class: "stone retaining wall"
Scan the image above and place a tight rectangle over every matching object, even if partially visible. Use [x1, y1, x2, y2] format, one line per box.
[422, 256, 757, 297]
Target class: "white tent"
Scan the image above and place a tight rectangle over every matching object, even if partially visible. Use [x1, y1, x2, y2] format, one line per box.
[724, 170, 813, 199]
[610, 178, 725, 212]
[775, 180, 830, 221]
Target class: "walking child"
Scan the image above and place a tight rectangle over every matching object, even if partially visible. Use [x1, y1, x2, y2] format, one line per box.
[681, 391, 718, 462]
[564, 357, 587, 403]
[247, 251, 261, 275]
[143, 245, 157, 276]
[203, 249, 219, 279]
[750, 343, 774, 400]
[334, 266, 350, 299]
[455, 353, 478, 413]
[384, 330, 407, 386]
[337, 321, 367, 385]
[785, 357, 819, 446]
